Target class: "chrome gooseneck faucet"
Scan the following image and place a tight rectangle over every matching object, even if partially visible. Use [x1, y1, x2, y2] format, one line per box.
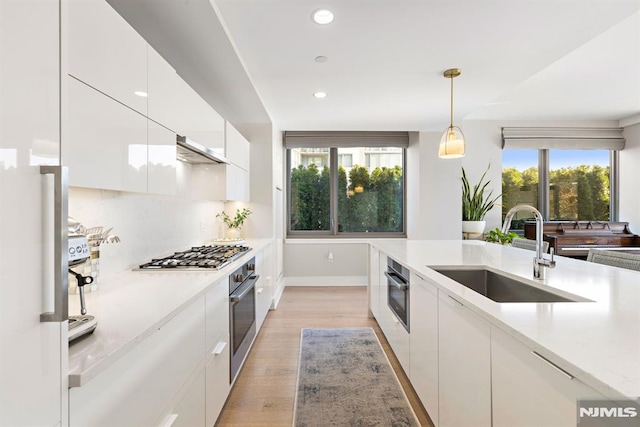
[501, 205, 555, 280]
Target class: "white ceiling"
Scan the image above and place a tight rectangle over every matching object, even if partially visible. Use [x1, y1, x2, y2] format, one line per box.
[111, 0, 640, 132]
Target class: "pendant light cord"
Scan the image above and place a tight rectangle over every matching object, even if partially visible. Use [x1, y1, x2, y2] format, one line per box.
[450, 75, 454, 129]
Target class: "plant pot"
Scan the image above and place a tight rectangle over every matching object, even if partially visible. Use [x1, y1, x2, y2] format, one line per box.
[462, 220, 486, 240]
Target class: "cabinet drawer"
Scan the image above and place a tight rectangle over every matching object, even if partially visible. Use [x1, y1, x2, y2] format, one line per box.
[206, 333, 231, 427]
[69, 297, 206, 427]
[206, 279, 229, 352]
[156, 370, 205, 427]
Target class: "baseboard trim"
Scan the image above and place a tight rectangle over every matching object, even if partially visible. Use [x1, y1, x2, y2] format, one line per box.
[284, 276, 367, 287]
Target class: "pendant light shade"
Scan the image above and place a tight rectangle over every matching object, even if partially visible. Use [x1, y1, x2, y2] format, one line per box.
[438, 68, 466, 159]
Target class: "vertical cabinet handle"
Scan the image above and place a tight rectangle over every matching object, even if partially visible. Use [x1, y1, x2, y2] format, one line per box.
[212, 341, 227, 355]
[40, 166, 69, 322]
[257, 287, 264, 294]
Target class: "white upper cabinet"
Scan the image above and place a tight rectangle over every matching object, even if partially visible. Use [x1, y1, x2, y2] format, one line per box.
[147, 120, 177, 195]
[67, 0, 147, 115]
[148, 46, 225, 156]
[65, 77, 147, 193]
[225, 121, 250, 171]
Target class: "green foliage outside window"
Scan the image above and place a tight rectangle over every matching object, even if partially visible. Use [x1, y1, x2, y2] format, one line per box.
[502, 165, 610, 223]
[290, 163, 403, 233]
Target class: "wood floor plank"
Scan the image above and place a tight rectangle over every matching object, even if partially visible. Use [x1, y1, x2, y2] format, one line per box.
[215, 286, 434, 427]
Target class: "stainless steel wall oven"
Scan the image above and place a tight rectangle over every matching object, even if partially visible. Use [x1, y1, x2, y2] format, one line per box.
[385, 257, 410, 332]
[229, 257, 259, 383]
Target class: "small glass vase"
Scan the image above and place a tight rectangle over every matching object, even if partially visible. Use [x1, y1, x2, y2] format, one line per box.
[226, 227, 241, 240]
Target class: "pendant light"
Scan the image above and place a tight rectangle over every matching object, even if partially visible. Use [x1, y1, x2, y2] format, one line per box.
[438, 68, 466, 159]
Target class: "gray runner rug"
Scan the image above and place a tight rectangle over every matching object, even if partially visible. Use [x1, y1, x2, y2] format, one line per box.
[293, 328, 420, 427]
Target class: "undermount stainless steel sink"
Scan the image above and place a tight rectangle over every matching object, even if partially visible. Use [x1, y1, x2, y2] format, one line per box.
[433, 268, 588, 303]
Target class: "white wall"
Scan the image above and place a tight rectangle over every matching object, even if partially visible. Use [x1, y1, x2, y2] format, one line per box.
[620, 122, 640, 232]
[284, 242, 368, 286]
[69, 162, 224, 278]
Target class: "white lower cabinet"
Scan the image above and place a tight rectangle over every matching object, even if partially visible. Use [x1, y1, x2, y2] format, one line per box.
[491, 326, 608, 427]
[409, 272, 438, 425]
[376, 256, 410, 374]
[206, 333, 231, 427]
[378, 303, 410, 374]
[160, 370, 205, 427]
[69, 296, 206, 426]
[369, 247, 381, 318]
[438, 292, 491, 427]
[255, 244, 274, 332]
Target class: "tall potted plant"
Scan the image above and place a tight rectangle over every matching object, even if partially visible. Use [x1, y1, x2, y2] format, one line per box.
[462, 164, 501, 239]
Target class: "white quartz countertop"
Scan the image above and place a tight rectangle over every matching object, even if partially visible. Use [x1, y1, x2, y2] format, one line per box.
[68, 239, 271, 387]
[370, 239, 640, 401]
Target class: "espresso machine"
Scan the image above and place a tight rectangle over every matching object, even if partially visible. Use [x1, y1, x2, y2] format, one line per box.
[68, 233, 98, 341]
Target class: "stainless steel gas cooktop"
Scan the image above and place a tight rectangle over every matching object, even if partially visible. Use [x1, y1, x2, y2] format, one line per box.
[136, 245, 251, 271]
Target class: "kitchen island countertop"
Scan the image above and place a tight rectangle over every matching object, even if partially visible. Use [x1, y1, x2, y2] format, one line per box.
[68, 239, 272, 387]
[370, 239, 640, 401]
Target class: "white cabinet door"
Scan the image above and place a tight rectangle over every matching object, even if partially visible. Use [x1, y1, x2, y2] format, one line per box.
[409, 272, 438, 425]
[492, 326, 608, 427]
[65, 77, 147, 192]
[205, 279, 229, 353]
[191, 163, 249, 202]
[69, 297, 206, 427]
[225, 121, 250, 171]
[67, 0, 147, 114]
[255, 245, 274, 331]
[205, 333, 231, 427]
[167, 371, 205, 427]
[147, 120, 177, 195]
[376, 256, 410, 374]
[369, 246, 380, 319]
[438, 292, 491, 427]
[0, 1, 66, 425]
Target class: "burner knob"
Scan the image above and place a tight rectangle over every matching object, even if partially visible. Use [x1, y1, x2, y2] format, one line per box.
[234, 273, 244, 282]
[247, 263, 255, 271]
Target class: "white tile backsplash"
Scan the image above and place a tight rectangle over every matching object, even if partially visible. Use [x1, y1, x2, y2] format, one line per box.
[69, 186, 225, 277]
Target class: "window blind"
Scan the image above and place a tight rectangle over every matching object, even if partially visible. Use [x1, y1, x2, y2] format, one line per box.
[284, 131, 409, 148]
[501, 127, 625, 150]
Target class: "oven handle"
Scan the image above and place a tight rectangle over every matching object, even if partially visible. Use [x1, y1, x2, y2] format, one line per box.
[384, 270, 408, 290]
[230, 275, 260, 304]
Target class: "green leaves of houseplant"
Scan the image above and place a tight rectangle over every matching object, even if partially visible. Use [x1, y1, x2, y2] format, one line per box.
[462, 164, 501, 221]
[216, 208, 252, 229]
[485, 227, 519, 244]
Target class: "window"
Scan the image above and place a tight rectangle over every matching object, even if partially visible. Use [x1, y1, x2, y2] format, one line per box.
[286, 132, 407, 237]
[501, 127, 624, 231]
[502, 149, 615, 231]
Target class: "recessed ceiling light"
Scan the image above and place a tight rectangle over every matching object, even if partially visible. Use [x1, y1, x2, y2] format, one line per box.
[134, 91, 148, 97]
[315, 56, 328, 63]
[313, 91, 327, 99]
[312, 9, 334, 25]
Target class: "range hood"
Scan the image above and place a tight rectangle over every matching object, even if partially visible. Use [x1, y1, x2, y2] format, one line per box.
[176, 135, 229, 164]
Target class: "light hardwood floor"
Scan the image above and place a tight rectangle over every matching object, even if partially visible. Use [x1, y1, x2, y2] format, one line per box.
[215, 286, 434, 426]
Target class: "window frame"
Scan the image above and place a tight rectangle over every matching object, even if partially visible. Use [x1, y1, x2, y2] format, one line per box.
[502, 148, 619, 223]
[286, 147, 407, 238]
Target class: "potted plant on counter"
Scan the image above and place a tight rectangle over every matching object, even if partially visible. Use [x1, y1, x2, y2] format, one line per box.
[216, 208, 252, 240]
[462, 164, 501, 239]
[484, 227, 518, 245]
